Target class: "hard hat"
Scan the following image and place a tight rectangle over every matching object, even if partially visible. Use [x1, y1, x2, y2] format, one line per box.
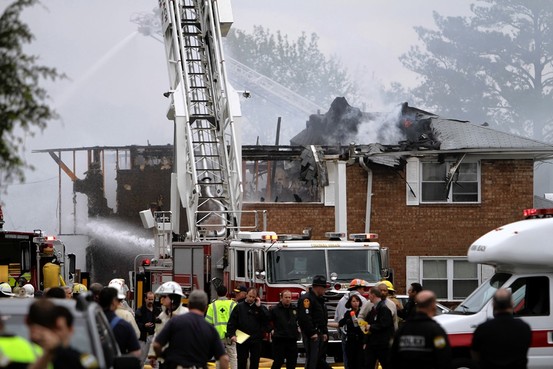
[380, 280, 395, 292]
[72, 283, 88, 294]
[154, 281, 184, 297]
[348, 279, 368, 290]
[21, 284, 35, 298]
[108, 279, 126, 300]
[0, 282, 14, 297]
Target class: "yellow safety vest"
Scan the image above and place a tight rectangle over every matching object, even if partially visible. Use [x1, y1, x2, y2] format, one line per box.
[0, 335, 42, 366]
[205, 299, 236, 340]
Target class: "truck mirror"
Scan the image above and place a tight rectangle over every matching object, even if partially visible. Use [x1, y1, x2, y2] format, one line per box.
[255, 252, 264, 272]
[20, 241, 31, 272]
[68, 254, 76, 274]
[380, 247, 390, 274]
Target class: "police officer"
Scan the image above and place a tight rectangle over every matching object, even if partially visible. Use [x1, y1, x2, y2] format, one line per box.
[297, 275, 329, 369]
[206, 285, 237, 369]
[269, 290, 298, 369]
[390, 290, 451, 369]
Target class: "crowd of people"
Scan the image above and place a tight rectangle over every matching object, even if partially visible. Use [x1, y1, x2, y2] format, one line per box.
[0, 275, 532, 369]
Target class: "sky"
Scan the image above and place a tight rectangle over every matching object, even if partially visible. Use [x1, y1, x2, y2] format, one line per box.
[0, 0, 474, 234]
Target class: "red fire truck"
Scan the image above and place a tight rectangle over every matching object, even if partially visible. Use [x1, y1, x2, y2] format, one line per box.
[0, 206, 74, 291]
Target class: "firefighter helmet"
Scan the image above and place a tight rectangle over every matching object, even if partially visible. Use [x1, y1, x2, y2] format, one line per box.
[72, 283, 88, 294]
[348, 279, 368, 290]
[108, 279, 127, 299]
[0, 282, 14, 297]
[21, 284, 35, 298]
[380, 280, 395, 292]
[155, 281, 184, 297]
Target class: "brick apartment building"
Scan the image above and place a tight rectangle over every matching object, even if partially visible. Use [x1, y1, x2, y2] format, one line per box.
[43, 103, 553, 300]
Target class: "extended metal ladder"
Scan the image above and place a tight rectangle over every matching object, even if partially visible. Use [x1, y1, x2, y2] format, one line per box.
[159, 0, 242, 241]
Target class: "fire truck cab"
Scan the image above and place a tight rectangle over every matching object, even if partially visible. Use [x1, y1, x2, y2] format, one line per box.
[0, 207, 74, 291]
[435, 208, 553, 369]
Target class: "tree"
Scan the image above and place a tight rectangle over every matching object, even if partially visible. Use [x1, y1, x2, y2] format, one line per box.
[224, 26, 359, 144]
[398, 0, 553, 139]
[225, 26, 357, 107]
[0, 0, 64, 185]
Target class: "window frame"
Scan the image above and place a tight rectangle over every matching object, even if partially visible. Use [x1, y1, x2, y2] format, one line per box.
[419, 160, 481, 204]
[420, 257, 481, 301]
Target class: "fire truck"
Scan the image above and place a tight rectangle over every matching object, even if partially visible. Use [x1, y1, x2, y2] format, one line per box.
[134, 0, 390, 358]
[435, 208, 553, 369]
[0, 206, 74, 291]
[135, 0, 390, 299]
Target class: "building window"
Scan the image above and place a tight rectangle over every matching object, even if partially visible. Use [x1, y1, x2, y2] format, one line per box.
[421, 258, 479, 300]
[420, 161, 480, 203]
[242, 160, 322, 203]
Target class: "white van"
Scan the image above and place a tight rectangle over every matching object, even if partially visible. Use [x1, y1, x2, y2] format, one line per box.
[435, 209, 553, 369]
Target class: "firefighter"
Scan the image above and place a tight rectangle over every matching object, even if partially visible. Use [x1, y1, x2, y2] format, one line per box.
[108, 279, 140, 339]
[72, 283, 88, 297]
[148, 281, 189, 368]
[18, 283, 35, 298]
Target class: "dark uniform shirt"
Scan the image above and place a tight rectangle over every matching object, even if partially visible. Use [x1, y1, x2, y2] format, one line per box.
[135, 305, 160, 341]
[155, 312, 226, 368]
[365, 299, 394, 347]
[104, 310, 140, 355]
[52, 346, 98, 369]
[398, 298, 416, 322]
[297, 288, 328, 337]
[471, 312, 532, 369]
[227, 301, 270, 341]
[269, 302, 298, 340]
[390, 312, 451, 369]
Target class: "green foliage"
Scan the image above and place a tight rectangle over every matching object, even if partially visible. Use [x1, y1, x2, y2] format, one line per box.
[0, 0, 64, 184]
[224, 26, 357, 144]
[398, 0, 553, 139]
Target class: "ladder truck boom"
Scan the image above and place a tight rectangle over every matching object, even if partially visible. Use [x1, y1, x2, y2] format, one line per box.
[159, 0, 242, 241]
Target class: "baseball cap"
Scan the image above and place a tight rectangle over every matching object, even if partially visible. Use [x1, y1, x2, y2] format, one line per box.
[233, 285, 247, 293]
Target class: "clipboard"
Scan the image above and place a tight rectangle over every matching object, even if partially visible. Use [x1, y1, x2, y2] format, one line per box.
[236, 329, 250, 344]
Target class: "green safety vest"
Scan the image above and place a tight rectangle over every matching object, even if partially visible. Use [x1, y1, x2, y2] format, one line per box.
[205, 299, 236, 340]
[0, 335, 42, 366]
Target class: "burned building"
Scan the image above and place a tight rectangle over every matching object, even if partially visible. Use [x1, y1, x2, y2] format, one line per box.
[40, 98, 553, 299]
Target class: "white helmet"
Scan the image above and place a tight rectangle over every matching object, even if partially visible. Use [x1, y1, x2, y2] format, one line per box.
[108, 279, 127, 300]
[155, 281, 184, 297]
[21, 284, 35, 298]
[0, 282, 14, 297]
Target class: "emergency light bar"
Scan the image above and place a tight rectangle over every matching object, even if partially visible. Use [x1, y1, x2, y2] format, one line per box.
[33, 235, 57, 243]
[325, 232, 345, 240]
[261, 234, 278, 241]
[523, 208, 553, 219]
[349, 233, 378, 241]
[237, 231, 278, 242]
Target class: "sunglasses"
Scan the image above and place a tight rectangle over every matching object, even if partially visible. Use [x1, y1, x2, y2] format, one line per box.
[160, 295, 169, 299]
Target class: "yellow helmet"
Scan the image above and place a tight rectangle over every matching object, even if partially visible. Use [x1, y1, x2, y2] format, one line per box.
[380, 280, 395, 292]
[72, 283, 88, 294]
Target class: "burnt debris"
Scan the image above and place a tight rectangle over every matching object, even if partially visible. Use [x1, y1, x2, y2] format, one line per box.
[290, 98, 441, 151]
